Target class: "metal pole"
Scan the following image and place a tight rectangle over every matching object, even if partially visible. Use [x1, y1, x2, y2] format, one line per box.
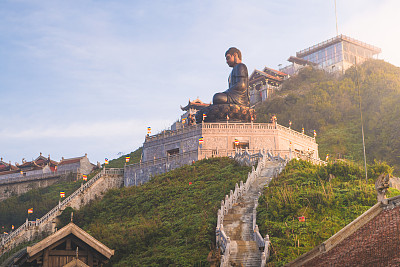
[355, 59, 368, 182]
[334, 0, 339, 36]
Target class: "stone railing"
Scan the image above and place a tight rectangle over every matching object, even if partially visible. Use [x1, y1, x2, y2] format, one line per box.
[216, 151, 274, 266]
[0, 168, 123, 255]
[125, 150, 198, 170]
[291, 149, 326, 166]
[144, 122, 317, 144]
[216, 150, 289, 266]
[0, 170, 78, 185]
[233, 148, 263, 166]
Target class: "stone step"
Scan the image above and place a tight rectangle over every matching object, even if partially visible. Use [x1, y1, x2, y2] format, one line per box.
[220, 163, 281, 267]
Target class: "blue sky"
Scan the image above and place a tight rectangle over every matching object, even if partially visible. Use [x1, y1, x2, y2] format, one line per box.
[1, 0, 399, 165]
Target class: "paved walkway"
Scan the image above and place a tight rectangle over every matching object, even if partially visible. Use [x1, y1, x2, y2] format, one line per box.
[223, 161, 279, 266]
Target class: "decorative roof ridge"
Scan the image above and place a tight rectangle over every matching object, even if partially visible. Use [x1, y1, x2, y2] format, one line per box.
[249, 69, 282, 82]
[262, 66, 288, 76]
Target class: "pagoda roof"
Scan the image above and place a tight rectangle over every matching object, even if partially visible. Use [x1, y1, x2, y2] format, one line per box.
[181, 98, 211, 111]
[0, 159, 18, 172]
[262, 66, 288, 78]
[249, 69, 283, 86]
[34, 153, 58, 167]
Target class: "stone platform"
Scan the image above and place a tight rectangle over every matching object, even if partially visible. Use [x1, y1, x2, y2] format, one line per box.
[195, 104, 256, 123]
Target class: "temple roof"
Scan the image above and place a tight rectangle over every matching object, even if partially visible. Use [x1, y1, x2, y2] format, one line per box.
[34, 153, 58, 167]
[59, 155, 87, 165]
[288, 195, 400, 266]
[262, 66, 288, 78]
[180, 98, 211, 111]
[27, 222, 114, 259]
[0, 158, 18, 172]
[249, 69, 283, 87]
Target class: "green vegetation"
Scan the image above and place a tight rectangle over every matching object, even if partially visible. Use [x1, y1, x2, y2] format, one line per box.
[257, 159, 399, 266]
[105, 147, 142, 169]
[256, 60, 400, 173]
[57, 157, 250, 266]
[0, 174, 81, 233]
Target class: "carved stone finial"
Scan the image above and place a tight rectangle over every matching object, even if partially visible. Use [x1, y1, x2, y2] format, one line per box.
[375, 173, 390, 202]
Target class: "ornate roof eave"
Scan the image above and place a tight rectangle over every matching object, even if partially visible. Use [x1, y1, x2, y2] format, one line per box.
[249, 69, 283, 82]
[181, 98, 211, 111]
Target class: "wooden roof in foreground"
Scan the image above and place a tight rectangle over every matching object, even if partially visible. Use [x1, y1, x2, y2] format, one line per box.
[27, 222, 114, 260]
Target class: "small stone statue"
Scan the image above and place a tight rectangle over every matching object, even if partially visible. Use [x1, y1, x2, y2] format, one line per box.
[375, 173, 390, 202]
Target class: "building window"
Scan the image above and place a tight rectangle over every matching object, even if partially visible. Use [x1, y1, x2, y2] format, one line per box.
[167, 148, 179, 156]
[233, 141, 249, 150]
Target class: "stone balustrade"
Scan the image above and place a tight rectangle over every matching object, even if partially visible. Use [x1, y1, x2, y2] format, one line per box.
[216, 150, 273, 266]
[216, 149, 291, 266]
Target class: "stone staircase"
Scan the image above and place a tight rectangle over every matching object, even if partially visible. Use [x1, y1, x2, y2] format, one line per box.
[222, 162, 278, 266]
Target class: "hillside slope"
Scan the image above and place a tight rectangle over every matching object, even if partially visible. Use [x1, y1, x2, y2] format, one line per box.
[57, 157, 250, 266]
[257, 159, 399, 266]
[256, 60, 400, 173]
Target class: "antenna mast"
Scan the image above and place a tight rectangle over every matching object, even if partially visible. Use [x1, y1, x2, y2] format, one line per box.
[355, 59, 368, 182]
[334, 0, 339, 36]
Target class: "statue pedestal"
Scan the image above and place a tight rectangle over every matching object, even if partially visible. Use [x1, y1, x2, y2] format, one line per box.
[195, 104, 255, 123]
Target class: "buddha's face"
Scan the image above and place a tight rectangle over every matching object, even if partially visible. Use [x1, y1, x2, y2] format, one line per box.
[226, 53, 236, 67]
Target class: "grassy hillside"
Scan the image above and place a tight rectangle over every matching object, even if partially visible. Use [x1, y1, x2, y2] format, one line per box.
[105, 147, 142, 169]
[256, 60, 400, 173]
[257, 159, 399, 266]
[57, 157, 250, 266]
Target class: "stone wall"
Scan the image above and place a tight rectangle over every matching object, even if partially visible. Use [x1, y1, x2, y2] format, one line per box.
[125, 122, 319, 188]
[0, 172, 77, 201]
[124, 150, 198, 187]
[143, 122, 319, 162]
[142, 125, 202, 161]
[67, 171, 123, 209]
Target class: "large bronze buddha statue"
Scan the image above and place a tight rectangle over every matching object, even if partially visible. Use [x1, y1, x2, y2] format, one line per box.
[213, 47, 250, 106]
[195, 47, 254, 123]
